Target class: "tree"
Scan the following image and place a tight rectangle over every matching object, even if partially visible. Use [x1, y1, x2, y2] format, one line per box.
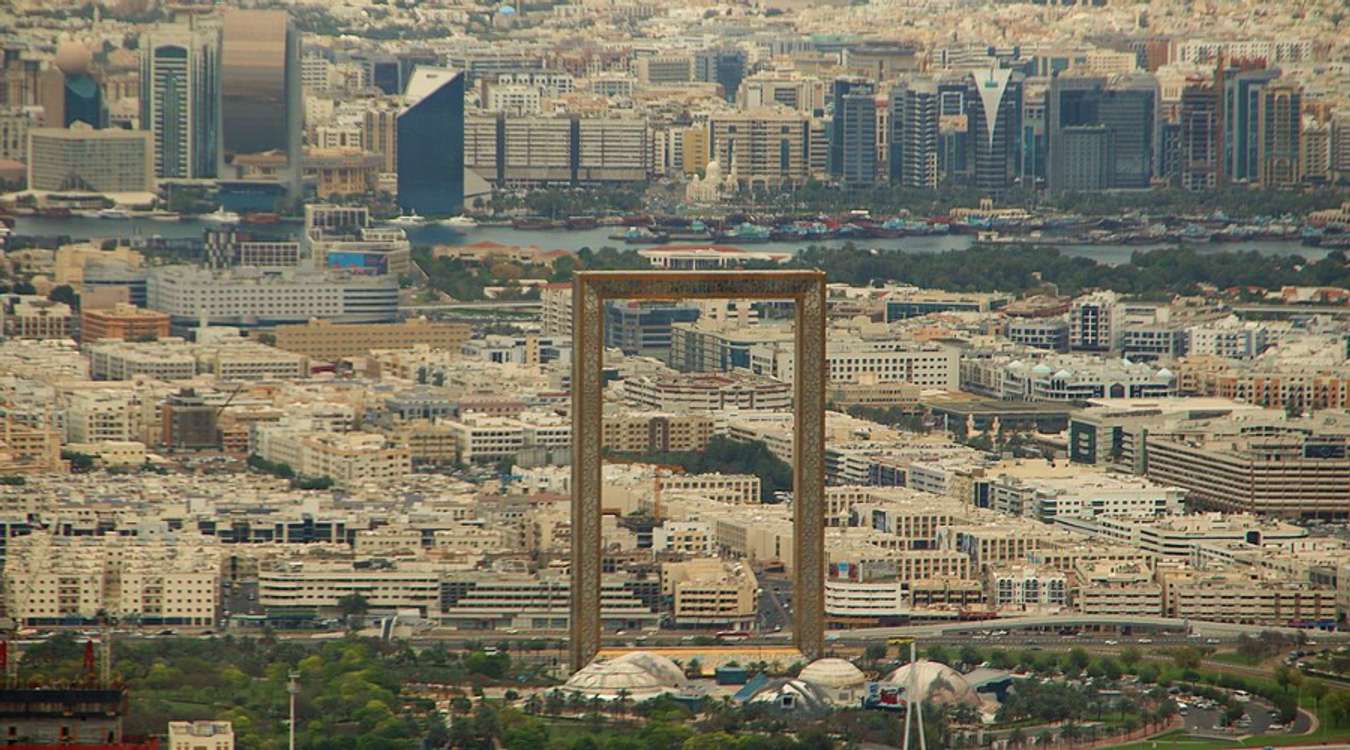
[1119, 647, 1141, 669]
[1067, 647, 1091, 674]
[61, 450, 96, 472]
[1169, 646, 1202, 670]
[864, 642, 888, 663]
[48, 284, 79, 308]
[1007, 727, 1025, 747]
[958, 645, 982, 667]
[337, 593, 369, 627]
[1306, 680, 1329, 712]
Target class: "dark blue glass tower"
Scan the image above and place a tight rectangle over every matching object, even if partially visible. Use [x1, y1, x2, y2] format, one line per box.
[397, 67, 464, 216]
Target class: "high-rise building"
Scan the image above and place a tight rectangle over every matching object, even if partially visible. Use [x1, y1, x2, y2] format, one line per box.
[1257, 81, 1301, 187]
[27, 123, 154, 194]
[1020, 81, 1048, 187]
[363, 99, 399, 174]
[839, 85, 878, 185]
[966, 68, 1022, 193]
[140, 22, 221, 179]
[1047, 74, 1158, 192]
[1178, 79, 1219, 191]
[1219, 63, 1279, 185]
[889, 78, 939, 189]
[1331, 114, 1350, 184]
[397, 66, 464, 216]
[708, 109, 815, 190]
[219, 9, 302, 199]
[695, 47, 747, 103]
[37, 42, 105, 128]
[828, 76, 873, 178]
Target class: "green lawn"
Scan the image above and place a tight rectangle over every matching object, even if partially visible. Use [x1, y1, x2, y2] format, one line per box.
[1205, 652, 1264, 668]
[1104, 730, 1238, 750]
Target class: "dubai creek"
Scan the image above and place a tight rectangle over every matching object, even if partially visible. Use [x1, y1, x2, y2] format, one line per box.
[11, 215, 1338, 267]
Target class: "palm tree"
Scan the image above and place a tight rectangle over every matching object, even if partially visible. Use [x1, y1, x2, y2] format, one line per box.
[1061, 723, 1081, 746]
[1008, 727, 1026, 747]
[1037, 729, 1054, 747]
[615, 688, 631, 717]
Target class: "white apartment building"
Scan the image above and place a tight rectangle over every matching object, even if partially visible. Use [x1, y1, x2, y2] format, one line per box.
[446, 412, 571, 463]
[986, 564, 1068, 608]
[620, 371, 791, 412]
[4, 532, 220, 627]
[63, 390, 141, 443]
[653, 521, 714, 555]
[999, 356, 1176, 401]
[487, 84, 543, 115]
[88, 340, 196, 380]
[1055, 512, 1308, 558]
[147, 265, 399, 326]
[258, 560, 443, 615]
[88, 339, 309, 381]
[750, 339, 959, 389]
[1069, 291, 1122, 352]
[252, 424, 411, 486]
[988, 468, 1186, 521]
[540, 283, 573, 337]
[1187, 317, 1270, 359]
[825, 580, 909, 621]
[439, 572, 660, 631]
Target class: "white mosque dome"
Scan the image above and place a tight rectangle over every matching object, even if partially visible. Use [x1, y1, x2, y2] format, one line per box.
[1031, 363, 1053, 375]
[562, 651, 687, 699]
[798, 658, 866, 690]
[883, 659, 981, 708]
[1157, 367, 1174, 380]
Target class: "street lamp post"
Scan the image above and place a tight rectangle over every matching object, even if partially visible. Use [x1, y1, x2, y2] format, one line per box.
[288, 671, 301, 750]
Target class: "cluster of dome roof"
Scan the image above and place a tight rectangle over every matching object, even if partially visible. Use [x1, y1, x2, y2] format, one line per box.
[561, 651, 687, 699]
[883, 659, 982, 708]
[561, 652, 986, 711]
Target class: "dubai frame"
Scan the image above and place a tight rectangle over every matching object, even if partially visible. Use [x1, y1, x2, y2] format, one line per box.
[569, 270, 828, 671]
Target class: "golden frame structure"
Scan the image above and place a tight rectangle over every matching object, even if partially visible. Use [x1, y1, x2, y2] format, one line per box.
[569, 270, 828, 671]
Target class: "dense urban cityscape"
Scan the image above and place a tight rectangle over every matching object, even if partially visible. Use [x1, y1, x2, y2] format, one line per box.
[0, 0, 1348, 748]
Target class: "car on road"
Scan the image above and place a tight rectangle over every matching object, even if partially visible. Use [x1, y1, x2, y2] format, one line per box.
[1104, 639, 1118, 645]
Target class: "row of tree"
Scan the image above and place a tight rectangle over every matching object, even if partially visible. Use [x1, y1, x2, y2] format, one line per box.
[608, 436, 792, 503]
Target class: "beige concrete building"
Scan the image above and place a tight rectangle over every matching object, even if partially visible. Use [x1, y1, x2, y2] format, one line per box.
[1, 297, 73, 340]
[258, 559, 444, 615]
[603, 412, 714, 454]
[27, 123, 154, 194]
[0, 416, 65, 475]
[168, 721, 235, 750]
[252, 425, 412, 487]
[1159, 569, 1337, 625]
[621, 371, 791, 413]
[662, 559, 758, 628]
[273, 318, 470, 360]
[708, 108, 815, 190]
[383, 419, 458, 464]
[3, 532, 220, 626]
[1073, 560, 1163, 616]
[540, 282, 573, 337]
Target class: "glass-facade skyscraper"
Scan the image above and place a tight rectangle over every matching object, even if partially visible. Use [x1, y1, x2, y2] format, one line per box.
[140, 23, 220, 179]
[397, 66, 464, 216]
[220, 8, 302, 200]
